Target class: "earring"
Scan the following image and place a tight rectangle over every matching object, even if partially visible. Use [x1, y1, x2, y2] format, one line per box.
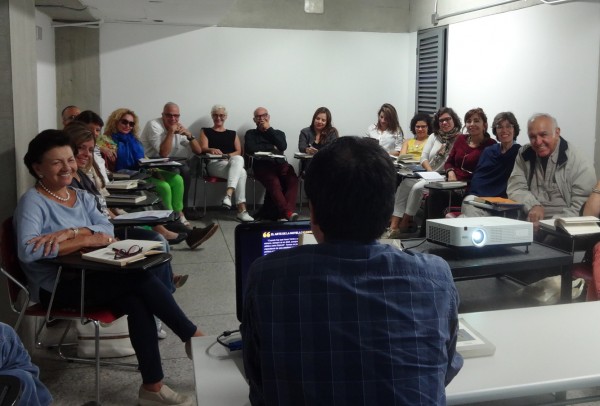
[38, 174, 43, 179]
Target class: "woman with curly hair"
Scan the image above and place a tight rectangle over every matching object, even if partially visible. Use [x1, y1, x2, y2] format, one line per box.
[98, 108, 189, 226]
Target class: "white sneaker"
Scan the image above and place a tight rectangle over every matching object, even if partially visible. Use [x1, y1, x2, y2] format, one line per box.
[222, 195, 232, 209]
[156, 320, 167, 340]
[237, 211, 254, 222]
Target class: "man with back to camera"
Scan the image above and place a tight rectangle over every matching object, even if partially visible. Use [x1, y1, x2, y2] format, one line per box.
[244, 107, 298, 221]
[507, 113, 596, 233]
[140, 102, 203, 218]
[241, 136, 463, 405]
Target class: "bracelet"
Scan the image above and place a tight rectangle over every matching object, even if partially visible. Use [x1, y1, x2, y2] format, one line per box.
[70, 227, 79, 239]
[445, 168, 455, 175]
[186, 136, 194, 141]
[593, 187, 600, 194]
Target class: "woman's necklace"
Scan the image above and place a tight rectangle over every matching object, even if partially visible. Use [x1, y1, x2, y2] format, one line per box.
[467, 135, 481, 148]
[38, 180, 70, 202]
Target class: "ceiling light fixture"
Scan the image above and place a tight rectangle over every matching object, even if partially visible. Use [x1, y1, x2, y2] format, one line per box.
[305, 0, 324, 14]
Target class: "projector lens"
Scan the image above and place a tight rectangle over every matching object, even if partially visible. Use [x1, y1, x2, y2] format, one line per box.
[471, 229, 486, 247]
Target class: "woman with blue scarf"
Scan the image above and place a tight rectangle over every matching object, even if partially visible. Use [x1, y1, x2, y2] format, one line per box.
[97, 108, 188, 225]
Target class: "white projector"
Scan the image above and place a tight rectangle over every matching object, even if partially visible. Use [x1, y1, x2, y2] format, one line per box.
[426, 217, 533, 248]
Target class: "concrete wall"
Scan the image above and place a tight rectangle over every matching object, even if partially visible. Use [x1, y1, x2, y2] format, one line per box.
[7, 0, 38, 204]
[36, 10, 56, 131]
[55, 26, 100, 125]
[222, 0, 411, 33]
[0, 0, 37, 326]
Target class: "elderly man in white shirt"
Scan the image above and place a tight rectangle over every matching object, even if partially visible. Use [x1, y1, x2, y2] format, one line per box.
[141, 102, 203, 217]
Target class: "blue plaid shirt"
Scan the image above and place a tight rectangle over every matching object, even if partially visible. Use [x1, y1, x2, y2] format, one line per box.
[241, 241, 463, 406]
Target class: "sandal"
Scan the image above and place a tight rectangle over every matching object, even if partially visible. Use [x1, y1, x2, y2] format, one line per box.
[179, 214, 191, 227]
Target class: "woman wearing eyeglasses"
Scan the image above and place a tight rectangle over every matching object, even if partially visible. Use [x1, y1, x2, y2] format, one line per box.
[199, 105, 254, 222]
[386, 108, 461, 238]
[421, 107, 497, 220]
[15, 130, 202, 405]
[461, 112, 521, 217]
[399, 112, 431, 160]
[98, 108, 189, 226]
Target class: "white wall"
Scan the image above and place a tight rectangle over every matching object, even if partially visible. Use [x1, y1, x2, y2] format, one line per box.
[35, 10, 56, 131]
[445, 2, 599, 165]
[99, 25, 409, 164]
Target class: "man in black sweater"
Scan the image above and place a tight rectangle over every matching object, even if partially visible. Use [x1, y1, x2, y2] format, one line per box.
[245, 107, 298, 221]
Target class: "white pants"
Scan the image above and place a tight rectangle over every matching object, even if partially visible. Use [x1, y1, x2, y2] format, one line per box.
[393, 177, 428, 217]
[207, 155, 247, 204]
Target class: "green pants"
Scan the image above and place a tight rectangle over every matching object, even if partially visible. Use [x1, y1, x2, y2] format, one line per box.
[147, 169, 185, 212]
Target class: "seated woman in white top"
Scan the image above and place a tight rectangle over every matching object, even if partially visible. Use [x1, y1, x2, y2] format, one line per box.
[365, 103, 404, 156]
[199, 105, 254, 222]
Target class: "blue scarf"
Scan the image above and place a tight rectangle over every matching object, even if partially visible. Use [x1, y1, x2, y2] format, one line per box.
[112, 132, 145, 171]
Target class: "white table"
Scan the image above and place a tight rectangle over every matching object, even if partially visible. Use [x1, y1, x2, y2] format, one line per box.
[191, 302, 600, 405]
[447, 301, 600, 404]
[191, 337, 249, 406]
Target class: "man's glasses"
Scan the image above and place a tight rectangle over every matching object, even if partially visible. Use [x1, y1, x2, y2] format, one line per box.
[212, 114, 226, 119]
[65, 115, 78, 121]
[439, 117, 453, 124]
[112, 245, 142, 260]
[163, 113, 180, 119]
[254, 113, 268, 120]
[119, 119, 135, 127]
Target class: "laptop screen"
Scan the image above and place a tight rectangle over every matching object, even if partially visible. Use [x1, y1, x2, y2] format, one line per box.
[234, 220, 312, 322]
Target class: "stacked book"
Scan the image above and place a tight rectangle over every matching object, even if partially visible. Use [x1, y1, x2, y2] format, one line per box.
[105, 180, 139, 190]
[105, 193, 147, 204]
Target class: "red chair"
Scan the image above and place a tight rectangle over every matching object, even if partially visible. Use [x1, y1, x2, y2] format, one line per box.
[0, 217, 136, 404]
[573, 241, 600, 301]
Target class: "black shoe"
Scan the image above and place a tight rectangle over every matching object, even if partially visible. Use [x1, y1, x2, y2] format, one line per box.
[186, 223, 219, 249]
[164, 221, 192, 234]
[167, 232, 187, 245]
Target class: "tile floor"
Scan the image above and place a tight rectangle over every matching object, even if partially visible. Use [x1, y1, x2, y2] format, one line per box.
[22, 209, 600, 405]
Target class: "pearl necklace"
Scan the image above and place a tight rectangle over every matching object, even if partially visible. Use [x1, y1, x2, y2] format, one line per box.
[38, 181, 70, 202]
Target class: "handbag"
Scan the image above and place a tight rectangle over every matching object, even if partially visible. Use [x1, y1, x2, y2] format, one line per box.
[75, 315, 136, 358]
